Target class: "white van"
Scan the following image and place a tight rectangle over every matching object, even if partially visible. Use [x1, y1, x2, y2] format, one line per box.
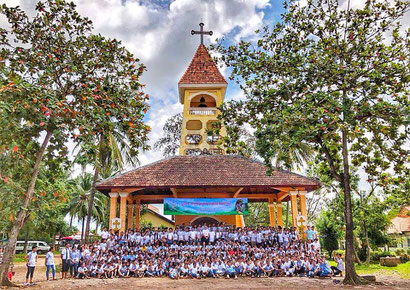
[15, 241, 50, 254]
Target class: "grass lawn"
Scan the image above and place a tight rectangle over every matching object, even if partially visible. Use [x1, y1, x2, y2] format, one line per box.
[329, 260, 410, 279]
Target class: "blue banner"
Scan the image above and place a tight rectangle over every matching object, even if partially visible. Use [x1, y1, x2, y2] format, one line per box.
[164, 198, 248, 215]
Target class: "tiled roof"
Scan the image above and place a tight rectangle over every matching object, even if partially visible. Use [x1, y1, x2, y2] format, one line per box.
[179, 44, 227, 84]
[96, 155, 320, 190]
[388, 216, 410, 234]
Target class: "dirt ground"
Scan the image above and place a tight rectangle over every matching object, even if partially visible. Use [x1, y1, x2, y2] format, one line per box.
[6, 257, 410, 289]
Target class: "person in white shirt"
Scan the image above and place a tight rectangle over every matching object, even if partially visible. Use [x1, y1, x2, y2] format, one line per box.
[61, 243, 71, 279]
[24, 246, 38, 285]
[77, 262, 88, 279]
[201, 226, 210, 245]
[45, 246, 55, 280]
[100, 228, 110, 240]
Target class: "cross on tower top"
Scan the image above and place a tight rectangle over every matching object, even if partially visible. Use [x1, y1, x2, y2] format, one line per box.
[191, 22, 213, 45]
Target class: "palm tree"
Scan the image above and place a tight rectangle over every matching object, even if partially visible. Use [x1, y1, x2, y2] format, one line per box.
[67, 173, 106, 241]
[74, 125, 143, 242]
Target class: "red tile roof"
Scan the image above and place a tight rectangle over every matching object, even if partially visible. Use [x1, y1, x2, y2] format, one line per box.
[179, 44, 227, 84]
[96, 155, 320, 190]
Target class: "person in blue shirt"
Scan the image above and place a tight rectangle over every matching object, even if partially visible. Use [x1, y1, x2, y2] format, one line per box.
[318, 256, 332, 277]
[69, 246, 80, 278]
[225, 261, 237, 279]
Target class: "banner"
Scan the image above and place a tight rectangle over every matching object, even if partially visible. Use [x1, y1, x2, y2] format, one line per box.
[164, 198, 248, 215]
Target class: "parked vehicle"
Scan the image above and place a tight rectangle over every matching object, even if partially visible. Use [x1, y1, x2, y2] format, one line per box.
[58, 236, 79, 251]
[15, 241, 50, 254]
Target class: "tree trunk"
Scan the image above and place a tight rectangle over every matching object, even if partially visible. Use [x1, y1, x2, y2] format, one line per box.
[364, 221, 371, 265]
[341, 128, 365, 285]
[0, 131, 52, 286]
[285, 201, 289, 227]
[23, 229, 29, 254]
[84, 134, 102, 243]
[95, 222, 99, 233]
[81, 216, 85, 242]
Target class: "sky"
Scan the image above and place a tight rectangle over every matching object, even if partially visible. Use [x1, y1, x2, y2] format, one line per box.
[2, 0, 406, 169]
[1, 0, 285, 169]
[0, 0, 408, 228]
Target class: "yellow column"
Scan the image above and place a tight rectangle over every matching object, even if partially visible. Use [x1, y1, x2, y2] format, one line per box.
[127, 203, 133, 229]
[135, 201, 141, 229]
[108, 192, 118, 230]
[276, 203, 283, 227]
[119, 192, 129, 233]
[299, 191, 308, 236]
[268, 197, 275, 227]
[290, 191, 298, 227]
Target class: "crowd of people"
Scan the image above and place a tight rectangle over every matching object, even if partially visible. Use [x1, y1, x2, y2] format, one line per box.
[21, 223, 344, 283]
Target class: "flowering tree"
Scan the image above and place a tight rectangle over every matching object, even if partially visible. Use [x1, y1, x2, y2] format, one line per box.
[213, 0, 409, 284]
[0, 1, 149, 285]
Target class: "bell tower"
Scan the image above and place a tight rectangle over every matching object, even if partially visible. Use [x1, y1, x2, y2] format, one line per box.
[178, 24, 228, 156]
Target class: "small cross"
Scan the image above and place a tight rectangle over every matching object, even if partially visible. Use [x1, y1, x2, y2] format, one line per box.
[191, 22, 213, 45]
[112, 219, 120, 230]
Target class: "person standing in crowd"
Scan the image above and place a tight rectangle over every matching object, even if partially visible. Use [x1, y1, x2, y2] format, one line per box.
[61, 243, 70, 279]
[45, 246, 56, 280]
[24, 246, 38, 286]
[101, 227, 110, 240]
[70, 245, 80, 278]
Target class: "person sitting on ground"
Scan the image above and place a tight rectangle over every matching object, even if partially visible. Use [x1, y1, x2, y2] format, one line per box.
[331, 253, 344, 277]
[225, 261, 237, 279]
[77, 262, 88, 279]
[318, 256, 332, 278]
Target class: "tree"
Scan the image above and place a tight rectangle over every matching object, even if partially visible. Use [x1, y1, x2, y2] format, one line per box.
[213, 0, 409, 284]
[154, 113, 182, 157]
[68, 173, 105, 240]
[79, 124, 143, 243]
[316, 210, 342, 256]
[244, 202, 270, 227]
[0, 1, 149, 285]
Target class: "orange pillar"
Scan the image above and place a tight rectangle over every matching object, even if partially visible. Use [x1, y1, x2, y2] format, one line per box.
[276, 203, 283, 227]
[119, 192, 129, 233]
[135, 201, 141, 229]
[299, 191, 308, 235]
[108, 192, 118, 230]
[127, 202, 133, 229]
[290, 191, 298, 227]
[268, 197, 275, 227]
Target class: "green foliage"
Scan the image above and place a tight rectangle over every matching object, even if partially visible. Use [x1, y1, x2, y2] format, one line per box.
[153, 113, 182, 157]
[140, 219, 153, 230]
[0, 1, 150, 281]
[244, 202, 270, 227]
[316, 211, 342, 256]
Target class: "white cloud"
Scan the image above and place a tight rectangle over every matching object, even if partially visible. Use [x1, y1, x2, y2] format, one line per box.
[0, 0, 270, 168]
[70, 0, 270, 165]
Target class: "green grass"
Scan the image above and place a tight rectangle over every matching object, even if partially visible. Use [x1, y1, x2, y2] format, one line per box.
[329, 260, 410, 279]
[13, 253, 26, 263]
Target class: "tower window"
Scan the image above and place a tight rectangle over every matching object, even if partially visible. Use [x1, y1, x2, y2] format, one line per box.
[186, 134, 202, 145]
[190, 94, 216, 108]
[186, 149, 202, 156]
[186, 120, 202, 130]
[206, 135, 222, 145]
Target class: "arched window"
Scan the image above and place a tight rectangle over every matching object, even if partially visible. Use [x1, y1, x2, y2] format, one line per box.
[189, 94, 216, 108]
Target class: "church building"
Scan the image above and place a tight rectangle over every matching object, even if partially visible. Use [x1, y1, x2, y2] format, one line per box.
[96, 24, 320, 233]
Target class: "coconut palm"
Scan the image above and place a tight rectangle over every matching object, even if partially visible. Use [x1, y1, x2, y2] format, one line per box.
[74, 125, 144, 242]
[67, 173, 106, 240]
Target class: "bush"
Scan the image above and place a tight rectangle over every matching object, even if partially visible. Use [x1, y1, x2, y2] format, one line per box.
[395, 248, 410, 263]
[370, 250, 395, 262]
